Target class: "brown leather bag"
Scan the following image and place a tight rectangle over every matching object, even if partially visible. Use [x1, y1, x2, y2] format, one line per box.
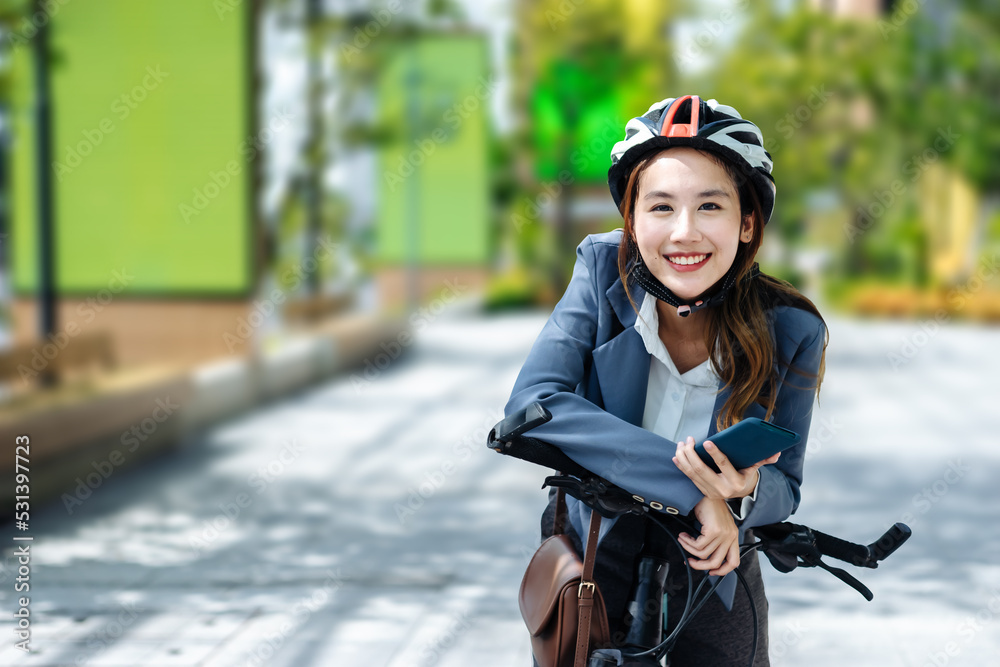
[519, 488, 610, 667]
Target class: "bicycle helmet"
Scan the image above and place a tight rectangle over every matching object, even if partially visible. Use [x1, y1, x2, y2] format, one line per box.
[608, 95, 774, 317]
[609, 95, 775, 221]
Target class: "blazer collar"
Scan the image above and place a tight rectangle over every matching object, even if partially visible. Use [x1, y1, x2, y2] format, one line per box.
[606, 274, 644, 330]
[589, 275, 648, 427]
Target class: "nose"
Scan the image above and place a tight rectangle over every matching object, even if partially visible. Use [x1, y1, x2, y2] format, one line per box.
[669, 208, 701, 244]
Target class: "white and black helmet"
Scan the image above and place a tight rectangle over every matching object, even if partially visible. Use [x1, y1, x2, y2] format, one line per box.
[608, 95, 776, 223]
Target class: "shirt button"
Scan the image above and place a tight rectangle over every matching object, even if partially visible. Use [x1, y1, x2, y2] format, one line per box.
[671, 393, 681, 401]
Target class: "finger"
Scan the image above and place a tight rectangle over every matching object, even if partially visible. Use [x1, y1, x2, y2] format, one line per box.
[680, 520, 723, 544]
[675, 437, 696, 462]
[677, 531, 702, 551]
[680, 537, 713, 560]
[703, 440, 747, 488]
[679, 532, 723, 559]
[677, 531, 709, 555]
[684, 443, 745, 499]
[676, 441, 719, 485]
[673, 444, 717, 496]
[703, 441, 738, 477]
[674, 440, 696, 471]
[747, 452, 781, 471]
[672, 457, 713, 496]
[684, 437, 713, 471]
[689, 545, 727, 572]
[710, 540, 741, 577]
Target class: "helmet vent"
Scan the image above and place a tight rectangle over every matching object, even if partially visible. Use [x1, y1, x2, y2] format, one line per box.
[729, 131, 762, 147]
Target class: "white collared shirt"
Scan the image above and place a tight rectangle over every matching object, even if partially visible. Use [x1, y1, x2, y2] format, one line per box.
[634, 292, 758, 519]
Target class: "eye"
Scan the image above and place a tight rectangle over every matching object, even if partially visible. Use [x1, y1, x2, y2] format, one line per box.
[651, 204, 673, 212]
[699, 202, 721, 211]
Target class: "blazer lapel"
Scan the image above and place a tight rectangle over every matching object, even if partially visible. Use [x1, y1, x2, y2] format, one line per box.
[707, 386, 729, 438]
[593, 329, 649, 427]
[591, 276, 649, 427]
[606, 273, 640, 331]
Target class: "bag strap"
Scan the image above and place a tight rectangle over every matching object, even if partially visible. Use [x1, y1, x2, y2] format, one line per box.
[574, 508, 602, 667]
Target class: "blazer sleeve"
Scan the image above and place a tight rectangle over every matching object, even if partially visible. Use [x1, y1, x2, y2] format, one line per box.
[503, 236, 704, 515]
[737, 315, 826, 530]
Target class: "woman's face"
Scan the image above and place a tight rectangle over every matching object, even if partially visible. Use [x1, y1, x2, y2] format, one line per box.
[632, 147, 752, 301]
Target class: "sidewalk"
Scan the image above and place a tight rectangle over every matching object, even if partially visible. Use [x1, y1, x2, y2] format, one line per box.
[1, 302, 998, 666]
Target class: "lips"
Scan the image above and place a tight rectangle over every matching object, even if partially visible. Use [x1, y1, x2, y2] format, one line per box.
[665, 253, 711, 271]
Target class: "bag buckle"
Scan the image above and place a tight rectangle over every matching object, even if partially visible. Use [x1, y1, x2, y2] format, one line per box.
[578, 581, 596, 598]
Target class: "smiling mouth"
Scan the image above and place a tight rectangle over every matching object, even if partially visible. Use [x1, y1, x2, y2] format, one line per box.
[666, 253, 710, 266]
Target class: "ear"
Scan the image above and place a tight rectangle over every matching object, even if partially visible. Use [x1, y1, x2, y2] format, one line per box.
[740, 215, 754, 243]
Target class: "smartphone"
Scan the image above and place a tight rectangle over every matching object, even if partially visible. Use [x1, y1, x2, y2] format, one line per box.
[694, 418, 800, 473]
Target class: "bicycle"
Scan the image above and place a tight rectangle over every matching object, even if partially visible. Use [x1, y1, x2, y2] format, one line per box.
[488, 402, 911, 667]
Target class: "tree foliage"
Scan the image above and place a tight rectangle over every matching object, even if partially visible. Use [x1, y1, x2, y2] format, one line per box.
[687, 1, 1000, 286]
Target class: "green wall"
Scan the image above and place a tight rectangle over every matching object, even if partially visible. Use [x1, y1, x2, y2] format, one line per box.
[377, 35, 490, 265]
[11, 0, 253, 295]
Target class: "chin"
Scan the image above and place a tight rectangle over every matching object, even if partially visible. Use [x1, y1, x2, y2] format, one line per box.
[660, 275, 722, 302]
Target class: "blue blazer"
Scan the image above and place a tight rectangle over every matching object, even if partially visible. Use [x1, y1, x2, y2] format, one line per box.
[504, 230, 826, 608]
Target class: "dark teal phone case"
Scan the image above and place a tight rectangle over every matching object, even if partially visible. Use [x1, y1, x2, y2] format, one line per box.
[694, 417, 801, 473]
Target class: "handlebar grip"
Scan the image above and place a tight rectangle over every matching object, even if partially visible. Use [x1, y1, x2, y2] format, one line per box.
[489, 402, 596, 479]
[491, 433, 595, 481]
[868, 523, 912, 562]
[812, 530, 873, 568]
[492, 403, 552, 442]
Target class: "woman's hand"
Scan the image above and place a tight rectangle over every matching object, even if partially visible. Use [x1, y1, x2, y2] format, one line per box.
[673, 435, 780, 500]
[678, 497, 740, 576]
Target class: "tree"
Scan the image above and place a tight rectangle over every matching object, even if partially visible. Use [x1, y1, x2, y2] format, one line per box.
[689, 1, 1000, 290]
[511, 0, 687, 294]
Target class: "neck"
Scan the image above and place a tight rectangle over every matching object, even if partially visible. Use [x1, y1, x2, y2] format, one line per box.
[655, 298, 709, 340]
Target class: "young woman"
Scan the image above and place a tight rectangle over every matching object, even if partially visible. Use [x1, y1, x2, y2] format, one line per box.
[505, 96, 827, 666]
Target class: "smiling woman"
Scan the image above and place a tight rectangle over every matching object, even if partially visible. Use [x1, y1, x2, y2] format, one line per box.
[505, 95, 831, 667]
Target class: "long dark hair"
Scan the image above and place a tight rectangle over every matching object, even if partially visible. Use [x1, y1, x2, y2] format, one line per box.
[616, 148, 828, 430]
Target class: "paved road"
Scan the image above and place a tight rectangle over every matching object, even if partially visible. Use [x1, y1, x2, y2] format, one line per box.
[1, 300, 998, 666]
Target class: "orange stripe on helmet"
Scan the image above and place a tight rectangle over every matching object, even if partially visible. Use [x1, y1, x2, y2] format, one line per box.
[660, 95, 701, 138]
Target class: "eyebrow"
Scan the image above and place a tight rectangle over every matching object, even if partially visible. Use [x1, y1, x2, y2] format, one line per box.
[642, 188, 733, 200]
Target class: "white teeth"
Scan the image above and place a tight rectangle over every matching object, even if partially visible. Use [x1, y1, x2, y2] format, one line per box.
[668, 254, 707, 265]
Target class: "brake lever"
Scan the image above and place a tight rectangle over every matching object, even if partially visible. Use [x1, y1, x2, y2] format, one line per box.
[811, 558, 874, 602]
[755, 524, 881, 601]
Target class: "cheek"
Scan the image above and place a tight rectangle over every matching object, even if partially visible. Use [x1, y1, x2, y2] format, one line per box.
[719, 234, 741, 257]
[633, 217, 663, 250]
[709, 220, 743, 257]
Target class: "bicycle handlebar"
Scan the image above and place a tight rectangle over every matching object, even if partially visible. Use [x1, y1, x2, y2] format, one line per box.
[813, 523, 911, 568]
[488, 402, 911, 596]
[754, 521, 912, 570]
[813, 529, 871, 566]
[489, 409, 593, 482]
[867, 522, 912, 561]
[489, 406, 667, 520]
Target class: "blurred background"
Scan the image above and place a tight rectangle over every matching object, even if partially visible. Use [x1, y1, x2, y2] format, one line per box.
[0, 0, 997, 665]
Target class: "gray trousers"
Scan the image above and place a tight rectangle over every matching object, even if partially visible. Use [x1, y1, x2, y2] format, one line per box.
[661, 551, 770, 667]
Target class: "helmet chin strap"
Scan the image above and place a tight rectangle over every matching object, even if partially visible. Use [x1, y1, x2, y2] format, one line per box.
[632, 257, 760, 317]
